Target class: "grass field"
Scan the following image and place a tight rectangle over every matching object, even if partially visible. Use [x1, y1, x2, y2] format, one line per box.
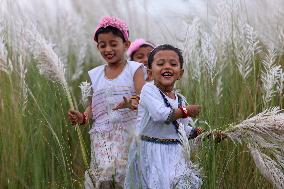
[1, 0, 283, 188]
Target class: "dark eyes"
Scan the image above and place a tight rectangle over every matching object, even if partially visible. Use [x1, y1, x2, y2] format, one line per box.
[156, 61, 164, 66]
[156, 61, 178, 66]
[98, 44, 105, 48]
[98, 42, 118, 48]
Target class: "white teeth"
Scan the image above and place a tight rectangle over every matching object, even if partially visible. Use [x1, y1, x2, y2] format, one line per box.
[162, 72, 173, 76]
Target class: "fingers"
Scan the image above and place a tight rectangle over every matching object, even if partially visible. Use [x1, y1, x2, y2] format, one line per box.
[68, 110, 80, 125]
[123, 96, 128, 103]
[218, 132, 227, 140]
[113, 97, 130, 110]
[196, 127, 203, 135]
[214, 131, 227, 143]
[113, 102, 123, 110]
[68, 110, 76, 117]
[202, 131, 226, 143]
[112, 96, 141, 111]
[130, 104, 138, 111]
[187, 105, 201, 118]
[114, 96, 138, 111]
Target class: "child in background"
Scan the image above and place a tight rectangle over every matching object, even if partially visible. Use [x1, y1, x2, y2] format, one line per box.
[127, 39, 155, 82]
[125, 44, 202, 189]
[68, 16, 145, 189]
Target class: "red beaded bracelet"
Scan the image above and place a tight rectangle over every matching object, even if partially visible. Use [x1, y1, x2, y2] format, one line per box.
[179, 106, 189, 118]
[80, 112, 87, 125]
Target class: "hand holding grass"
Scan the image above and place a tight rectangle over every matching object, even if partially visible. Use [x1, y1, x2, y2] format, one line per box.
[188, 127, 204, 139]
[68, 110, 84, 125]
[214, 131, 227, 142]
[203, 130, 227, 143]
[195, 127, 204, 135]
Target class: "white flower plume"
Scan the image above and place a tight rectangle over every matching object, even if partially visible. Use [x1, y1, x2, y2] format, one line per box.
[225, 107, 284, 189]
[178, 124, 191, 162]
[29, 27, 66, 85]
[79, 81, 92, 107]
[261, 48, 281, 105]
[0, 29, 12, 75]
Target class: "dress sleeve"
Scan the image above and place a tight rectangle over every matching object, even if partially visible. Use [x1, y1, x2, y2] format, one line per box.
[128, 61, 144, 78]
[140, 84, 172, 122]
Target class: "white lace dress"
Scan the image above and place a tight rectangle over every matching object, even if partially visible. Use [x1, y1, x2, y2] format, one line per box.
[84, 61, 143, 188]
[124, 83, 202, 189]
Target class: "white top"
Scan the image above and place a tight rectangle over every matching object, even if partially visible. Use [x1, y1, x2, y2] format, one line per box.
[88, 61, 143, 133]
[137, 83, 193, 139]
[142, 65, 148, 80]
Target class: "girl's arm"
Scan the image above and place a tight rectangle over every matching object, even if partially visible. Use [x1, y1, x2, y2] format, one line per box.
[131, 67, 145, 109]
[113, 67, 145, 110]
[172, 105, 201, 120]
[133, 67, 146, 95]
[142, 84, 201, 122]
[68, 103, 92, 125]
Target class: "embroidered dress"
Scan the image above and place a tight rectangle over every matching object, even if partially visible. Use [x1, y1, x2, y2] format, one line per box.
[84, 61, 143, 188]
[125, 83, 202, 189]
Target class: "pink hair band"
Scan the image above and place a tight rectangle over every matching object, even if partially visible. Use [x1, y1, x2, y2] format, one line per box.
[94, 16, 129, 42]
[127, 38, 155, 57]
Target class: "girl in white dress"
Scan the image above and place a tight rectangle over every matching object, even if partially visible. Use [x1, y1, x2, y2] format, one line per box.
[68, 16, 145, 189]
[125, 44, 203, 189]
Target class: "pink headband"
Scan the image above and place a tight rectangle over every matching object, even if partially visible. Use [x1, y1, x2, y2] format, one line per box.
[94, 16, 129, 42]
[127, 38, 155, 57]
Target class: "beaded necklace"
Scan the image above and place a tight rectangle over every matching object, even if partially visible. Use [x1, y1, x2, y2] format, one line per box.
[159, 90, 182, 134]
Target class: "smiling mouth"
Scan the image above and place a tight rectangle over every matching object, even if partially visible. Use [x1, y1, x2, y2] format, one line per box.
[161, 71, 173, 78]
[105, 54, 114, 59]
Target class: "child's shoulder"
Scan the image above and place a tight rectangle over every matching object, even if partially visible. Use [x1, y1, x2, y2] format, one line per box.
[127, 60, 144, 70]
[128, 60, 143, 66]
[141, 82, 157, 93]
[88, 64, 105, 75]
[125, 60, 145, 78]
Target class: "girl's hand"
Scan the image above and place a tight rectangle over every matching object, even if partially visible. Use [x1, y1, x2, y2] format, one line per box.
[113, 97, 131, 110]
[130, 97, 139, 110]
[186, 105, 201, 118]
[196, 127, 203, 135]
[204, 130, 227, 143]
[214, 131, 227, 143]
[188, 127, 203, 139]
[113, 96, 138, 111]
[68, 110, 83, 125]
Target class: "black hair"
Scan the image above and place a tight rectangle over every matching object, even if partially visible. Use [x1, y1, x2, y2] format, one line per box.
[130, 43, 155, 60]
[147, 44, 184, 69]
[94, 26, 128, 42]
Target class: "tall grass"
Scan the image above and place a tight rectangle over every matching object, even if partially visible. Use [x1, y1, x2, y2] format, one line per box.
[1, 0, 284, 188]
[0, 65, 88, 188]
[178, 3, 284, 188]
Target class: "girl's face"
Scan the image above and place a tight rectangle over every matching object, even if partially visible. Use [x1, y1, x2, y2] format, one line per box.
[97, 32, 130, 65]
[132, 46, 153, 67]
[149, 50, 183, 89]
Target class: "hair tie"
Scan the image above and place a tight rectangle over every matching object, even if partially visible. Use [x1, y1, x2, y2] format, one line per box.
[94, 16, 129, 42]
